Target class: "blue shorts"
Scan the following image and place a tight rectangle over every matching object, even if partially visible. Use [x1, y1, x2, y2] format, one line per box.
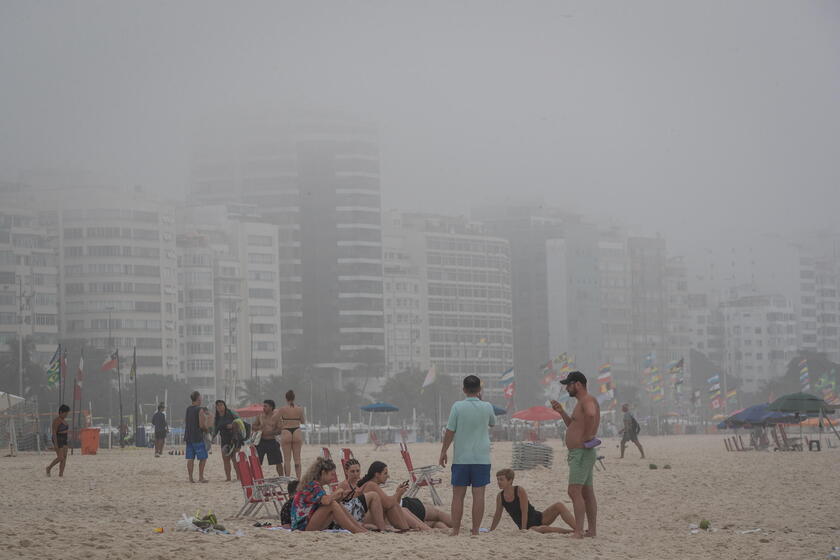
[185, 441, 208, 460]
[451, 464, 491, 487]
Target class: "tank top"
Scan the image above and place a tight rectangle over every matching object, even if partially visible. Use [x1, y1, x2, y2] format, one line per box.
[184, 405, 203, 443]
[501, 486, 538, 528]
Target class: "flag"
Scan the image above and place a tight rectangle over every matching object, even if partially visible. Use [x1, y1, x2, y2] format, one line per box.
[101, 350, 118, 372]
[667, 358, 684, 375]
[707, 374, 720, 384]
[73, 354, 84, 401]
[711, 397, 721, 409]
[60, 348, 68, 384]
[46, 346, 61, 388]
[503, 381, 515, 400]
[726, 389, 737, 400]
[129, 347, 137, 381]
[421, 365, 437, 389]
[499, 368, 514, 383]
[597, 363, 612, 393]
[799, 358, 810, 391]
[708, 383, 721, 392]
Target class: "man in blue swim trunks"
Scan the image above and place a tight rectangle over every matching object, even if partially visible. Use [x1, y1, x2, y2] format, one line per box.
[439, 375, 495, 536]
[184, 391, 210, 483]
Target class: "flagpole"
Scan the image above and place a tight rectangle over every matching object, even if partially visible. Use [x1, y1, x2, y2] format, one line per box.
[132, 347, 138, 447]
[116, 350, 124, 448]
[69, 346, 76, 456]
[58, 343, 62, 406]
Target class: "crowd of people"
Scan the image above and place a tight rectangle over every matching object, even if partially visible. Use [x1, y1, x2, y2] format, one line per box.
[45, 370, 607, 537]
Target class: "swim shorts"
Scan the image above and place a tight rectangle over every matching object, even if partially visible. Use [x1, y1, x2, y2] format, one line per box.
[567, 448, 596, 486]
[185, 441, 208, 460]
[451, 464, 491, 487]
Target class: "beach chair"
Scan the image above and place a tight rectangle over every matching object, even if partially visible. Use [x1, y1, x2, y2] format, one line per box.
[724, 439, 731, 452]
[321, 447, 340, 486]
[370, 431, 387, 450]
[340, 447, 355, 471]
[595, 455, 606, 471]
[399, 442, 444, 506]
[738, 435, 751, 451]
[232, 451, 284, 519]
[248, 446, 292, 489]
[778, 425, 803, 451]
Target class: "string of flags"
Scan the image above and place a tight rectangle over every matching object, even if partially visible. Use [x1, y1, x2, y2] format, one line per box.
[799, 358, 810, 392]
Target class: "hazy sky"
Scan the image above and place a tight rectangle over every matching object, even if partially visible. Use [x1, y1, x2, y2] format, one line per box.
[2, 1, 839, 249]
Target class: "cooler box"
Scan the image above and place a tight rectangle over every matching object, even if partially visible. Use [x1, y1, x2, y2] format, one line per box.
[80, 428, 101, 455]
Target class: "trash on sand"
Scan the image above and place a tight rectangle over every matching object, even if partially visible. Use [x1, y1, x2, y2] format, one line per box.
[737, 528, 762, 534]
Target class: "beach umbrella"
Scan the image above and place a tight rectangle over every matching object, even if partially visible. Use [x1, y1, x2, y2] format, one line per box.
[360, 402, 399, 413]
[235, 403, 264, 418]
[492, 404, 507, 416]
[0, 392, 25, 412]
[512, 406, 562, 422]
[512, 406, 561, 440]
[360, 402, 399, 430]
[719, 403, 799, 429]
[768, 392, 839, 445]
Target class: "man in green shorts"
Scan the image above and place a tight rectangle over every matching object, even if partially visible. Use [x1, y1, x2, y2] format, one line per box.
[550, 371, 600, 538]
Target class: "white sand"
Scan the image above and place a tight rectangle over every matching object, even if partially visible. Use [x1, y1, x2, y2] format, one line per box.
[1, 435, 837, 559]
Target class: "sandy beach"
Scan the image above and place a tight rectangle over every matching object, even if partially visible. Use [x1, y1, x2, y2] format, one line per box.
[1, 435, 837, 560]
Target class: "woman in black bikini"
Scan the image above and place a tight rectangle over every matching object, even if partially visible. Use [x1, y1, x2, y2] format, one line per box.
[47, 404, 70, 477]
[278, 390, 304, 479]
[489, 468, 574, 533]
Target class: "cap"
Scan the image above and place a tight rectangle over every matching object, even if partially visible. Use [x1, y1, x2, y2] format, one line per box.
[560, 371, 587, 385]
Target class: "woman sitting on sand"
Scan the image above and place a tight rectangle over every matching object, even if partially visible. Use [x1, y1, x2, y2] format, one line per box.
[489, 468, 575, 534]
[290, 457, 368, 533]
[335, 458, 390, 531]
[357, 461, 431, 531]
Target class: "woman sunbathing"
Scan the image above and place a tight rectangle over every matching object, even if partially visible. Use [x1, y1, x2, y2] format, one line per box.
[290, 457, 367, 533]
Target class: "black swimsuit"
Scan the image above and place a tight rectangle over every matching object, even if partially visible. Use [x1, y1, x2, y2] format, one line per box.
[281, 408, 302, 434]
[501, 486, 543, 528]
[56, 419, 69, 448]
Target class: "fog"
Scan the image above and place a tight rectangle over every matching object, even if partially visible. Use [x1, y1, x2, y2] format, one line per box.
[1, 0, 839, 246]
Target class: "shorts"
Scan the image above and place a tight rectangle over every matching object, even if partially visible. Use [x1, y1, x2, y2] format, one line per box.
[154, 431, 167, 441]
[401, 497, 426, 521]
[256, 437, 283, 466]
[451, 464, 491, 487]
[567, 448, 596, 486]
[622, 432, 639, 444]
[185, 441, 208, 460]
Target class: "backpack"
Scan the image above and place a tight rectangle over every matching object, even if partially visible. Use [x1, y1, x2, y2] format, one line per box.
[630, 415, 641, 435]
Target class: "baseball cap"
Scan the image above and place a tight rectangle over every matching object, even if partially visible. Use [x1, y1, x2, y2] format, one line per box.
[559, 371, 587, 385]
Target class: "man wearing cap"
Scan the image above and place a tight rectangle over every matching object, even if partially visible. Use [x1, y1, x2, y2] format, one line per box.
[550, 371, 600, 538]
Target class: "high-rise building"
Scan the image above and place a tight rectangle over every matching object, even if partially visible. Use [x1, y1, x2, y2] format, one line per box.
[47, 186, 180, 377]
[386, 211, 513, 402]
[382, 225, 429, 376]
[191, 120, 384, 384]
[177, 203, 283, 403]
[0, 205, 60, 371]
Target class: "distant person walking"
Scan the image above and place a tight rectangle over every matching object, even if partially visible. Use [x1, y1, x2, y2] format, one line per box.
[551, 371, 600, 538]
[439, 375, 495, 536]
[184, 391, 209, 483]
[213, 400, 239, 481]
[151, 403, 168, 458]
[46, 404, 70, 477]
[619, 404, 645, 459]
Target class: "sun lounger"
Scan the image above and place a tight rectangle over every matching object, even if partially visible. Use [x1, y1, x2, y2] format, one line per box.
[399, 442, 443, 506]
[369, 431, 387, 450]
[778, 425, 803, 451]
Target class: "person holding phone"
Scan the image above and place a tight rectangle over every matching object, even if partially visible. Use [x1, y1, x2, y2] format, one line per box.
[335, 458, 389, 531]
[550, 371, 600, 538]
[357, 461, 431, 530]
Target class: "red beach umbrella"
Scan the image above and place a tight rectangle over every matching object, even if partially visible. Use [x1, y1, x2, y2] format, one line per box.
[512, 405, 562, 422]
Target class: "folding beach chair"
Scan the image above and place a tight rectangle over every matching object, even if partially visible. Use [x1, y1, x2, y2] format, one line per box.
[399, 442, 443, 506]
[369, 431, 387, 450]
[778, 425, 803, 451]
[738, 434, 751, 451]
[724, 438, 731, 452]
[232, 451, 285, 519]
[248, 445, 292, 488]
[340, 447, 355, 472]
